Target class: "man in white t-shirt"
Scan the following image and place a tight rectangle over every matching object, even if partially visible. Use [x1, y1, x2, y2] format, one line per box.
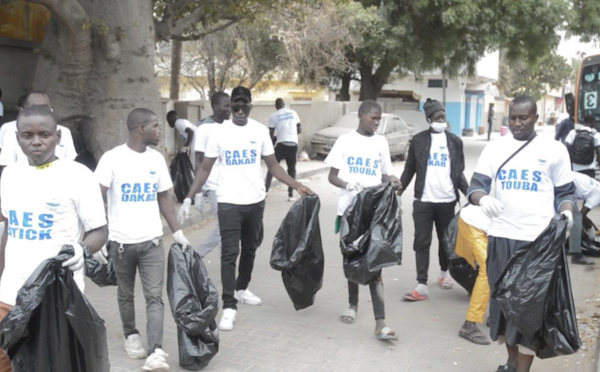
[167, 110, 196, 167]
[0, 105, 107, 371]
[0, 91, 77, 168]
[265, 98, 302, 201]
[95, 108, 190, 372]
[194, 92, 231, 258]
[400, 98, 469, 301]
[468, 95, 575, 372]
[564, 114, 600, 178]
[326, 99, 400, 341]
[178, 86, 312, 332]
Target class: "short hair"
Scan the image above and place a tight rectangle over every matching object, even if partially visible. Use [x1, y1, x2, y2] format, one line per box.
[275, 98, 285, 109]
[211, 92, 230, 107]
[16, 105, 57, 130]
[358, 99, 381, 116]
[510, 95, 537, 115]
[23, 90, 50, 107]
[127, 108, 157, 131]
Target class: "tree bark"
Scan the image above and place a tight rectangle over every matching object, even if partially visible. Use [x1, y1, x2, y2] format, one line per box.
[170, 39, 182, 100]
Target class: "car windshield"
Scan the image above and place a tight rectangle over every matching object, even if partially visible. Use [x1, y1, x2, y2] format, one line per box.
[333, 114, 386, 134]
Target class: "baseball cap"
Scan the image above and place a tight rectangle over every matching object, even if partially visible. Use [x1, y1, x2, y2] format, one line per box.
[231, 86, 252, 103]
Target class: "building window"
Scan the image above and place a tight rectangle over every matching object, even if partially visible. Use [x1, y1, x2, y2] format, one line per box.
[428, 79, 448, 88]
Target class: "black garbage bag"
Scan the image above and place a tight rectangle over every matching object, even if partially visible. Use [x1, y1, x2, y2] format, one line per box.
[581, 216, 600, 257]
[167, 244, 219, 370]
[492, 216, 580, 359]
[442, 212, 479, 294]
[0, 245, 109, 372]
[84, 248, 117, 287]
[170, 152, 195, 202]
[270, 195, 324, 310]
[340, 183, 402, 285]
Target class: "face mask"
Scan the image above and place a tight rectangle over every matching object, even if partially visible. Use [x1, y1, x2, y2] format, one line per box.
[430, 122, 447, 133]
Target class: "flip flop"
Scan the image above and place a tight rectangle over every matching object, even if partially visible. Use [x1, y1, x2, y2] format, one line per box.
[376, 327, 398, 341]
[402, 289, 428, 301]
[340, 308, 356, 324]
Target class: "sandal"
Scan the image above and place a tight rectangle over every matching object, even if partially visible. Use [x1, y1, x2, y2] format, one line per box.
[459, 324, 491, 345]
[402, 289, 428, 301]
[376, 326, 398, 341]
[340, 308, 356, 324]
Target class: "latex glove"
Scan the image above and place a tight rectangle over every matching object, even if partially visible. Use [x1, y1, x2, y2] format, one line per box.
[346, 182, 364, 192]
[479, 195, 504, 218]
[173, 229, 191, 251]
[178, 197, 192, 223]
[92, 245, 108, 265]
[194, 193, 205, 213]
[561, 210, 574, 237]
[62, 243, 84, 272]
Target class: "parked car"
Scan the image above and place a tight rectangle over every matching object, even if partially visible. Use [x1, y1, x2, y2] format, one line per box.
[311, 112, 414, 159]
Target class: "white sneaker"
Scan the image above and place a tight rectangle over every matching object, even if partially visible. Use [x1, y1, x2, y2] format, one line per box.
[234, 288, 262, 305]
[219, 308, 237, 331]
[143, 348, 169, 371]
[124, 333, 147, 359]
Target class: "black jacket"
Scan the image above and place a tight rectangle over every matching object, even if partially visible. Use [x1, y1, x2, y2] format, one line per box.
[400, 129, 468, 201]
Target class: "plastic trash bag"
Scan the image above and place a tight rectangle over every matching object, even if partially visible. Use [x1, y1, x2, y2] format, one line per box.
[492, 216, 580, 359]
[167, 244, 219, 370]
[0, 245, 109, 372]
[340, 183, 402, 285]
[170, 152, 195, 202]
[270, 195, 324, 310]
[442, 212, 478, 294]
[84, 248, 117, 287]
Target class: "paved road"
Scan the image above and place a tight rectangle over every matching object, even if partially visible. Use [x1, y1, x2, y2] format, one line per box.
[84, 127, 600, 371]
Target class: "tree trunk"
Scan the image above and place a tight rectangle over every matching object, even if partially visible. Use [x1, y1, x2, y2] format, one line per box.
[32, 1, 163, 161]
[170, 39, 182, 100]
[338, 72, 351, 101]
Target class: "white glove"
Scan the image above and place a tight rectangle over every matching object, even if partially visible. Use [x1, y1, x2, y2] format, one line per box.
[194, 193, 205, 213]
[561, 210, 574, 237]
[346, 182, 364, 192]
[92, 245, 108, 265]
[173, 229, 191, 251]
[178, 197, 192, 224]
[62, 243, 85, 272]
[479, 195, 504, 218]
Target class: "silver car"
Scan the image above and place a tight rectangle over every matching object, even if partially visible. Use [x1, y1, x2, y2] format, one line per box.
[311, 112, 413, 159]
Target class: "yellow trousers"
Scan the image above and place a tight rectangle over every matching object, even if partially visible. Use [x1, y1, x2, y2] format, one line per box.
[455, 217, 489, 323]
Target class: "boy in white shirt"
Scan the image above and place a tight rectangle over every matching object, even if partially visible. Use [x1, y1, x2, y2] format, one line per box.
[326, 100, 400, 341]
[95, 108, 190, 372]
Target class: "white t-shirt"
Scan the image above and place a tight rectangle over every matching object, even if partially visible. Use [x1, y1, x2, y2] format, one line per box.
[268, 108, 300, 144]
[0, 121, 77, 166]
[564, 124, 600, 170]
[0, 160, 106, 306]
[204, 119, 274, 205]
[325, 130, 392, 215]
[459, 204, 491, 233]
[95, 144, 173, 243]
[572, 171, 600, 210]
[194, 120, 221, 191]
[471, 135, 573, 241]
[421, 132, 456, 202]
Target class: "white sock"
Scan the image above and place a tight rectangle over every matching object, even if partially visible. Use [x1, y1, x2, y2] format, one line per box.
[416, 283, 428, 295]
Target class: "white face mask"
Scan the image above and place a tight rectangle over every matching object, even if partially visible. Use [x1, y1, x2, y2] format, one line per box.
[430, 122, 447, 133]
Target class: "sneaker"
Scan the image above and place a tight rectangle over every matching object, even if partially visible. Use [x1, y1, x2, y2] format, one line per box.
[437, 276, 453, 289]
[235, 288, 262, 305]
[143, 348, 169, 371]
[124, 333, 147, 359]
[287, 196, 296, 202]
[219, 308, 237, 331]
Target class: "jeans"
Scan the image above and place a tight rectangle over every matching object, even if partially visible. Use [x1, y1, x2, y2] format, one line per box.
[412, 200, 456, 284]
[568, 208, 583, 254]
[265, 143, 298, 197]
[195, 189, 221, 258]
[348, 275, 385, 319]
[110, 239, 165, 354]
[218, 201, 265, 309]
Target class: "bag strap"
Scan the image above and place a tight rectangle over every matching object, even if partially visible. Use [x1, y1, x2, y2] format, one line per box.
[495, 134, 536, 179]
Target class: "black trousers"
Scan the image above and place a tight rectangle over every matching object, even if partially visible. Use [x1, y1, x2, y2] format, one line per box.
[265, 143, 298, 197]
[412, 200, 456, 284]
[218, 201, 265, 309]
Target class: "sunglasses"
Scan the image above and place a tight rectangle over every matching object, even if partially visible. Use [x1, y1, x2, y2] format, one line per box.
[231, 103, 252, 112]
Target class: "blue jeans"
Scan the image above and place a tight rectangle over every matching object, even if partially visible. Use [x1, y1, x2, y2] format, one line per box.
[110, 239, 165, 354]
[218, 201, 264, 309]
